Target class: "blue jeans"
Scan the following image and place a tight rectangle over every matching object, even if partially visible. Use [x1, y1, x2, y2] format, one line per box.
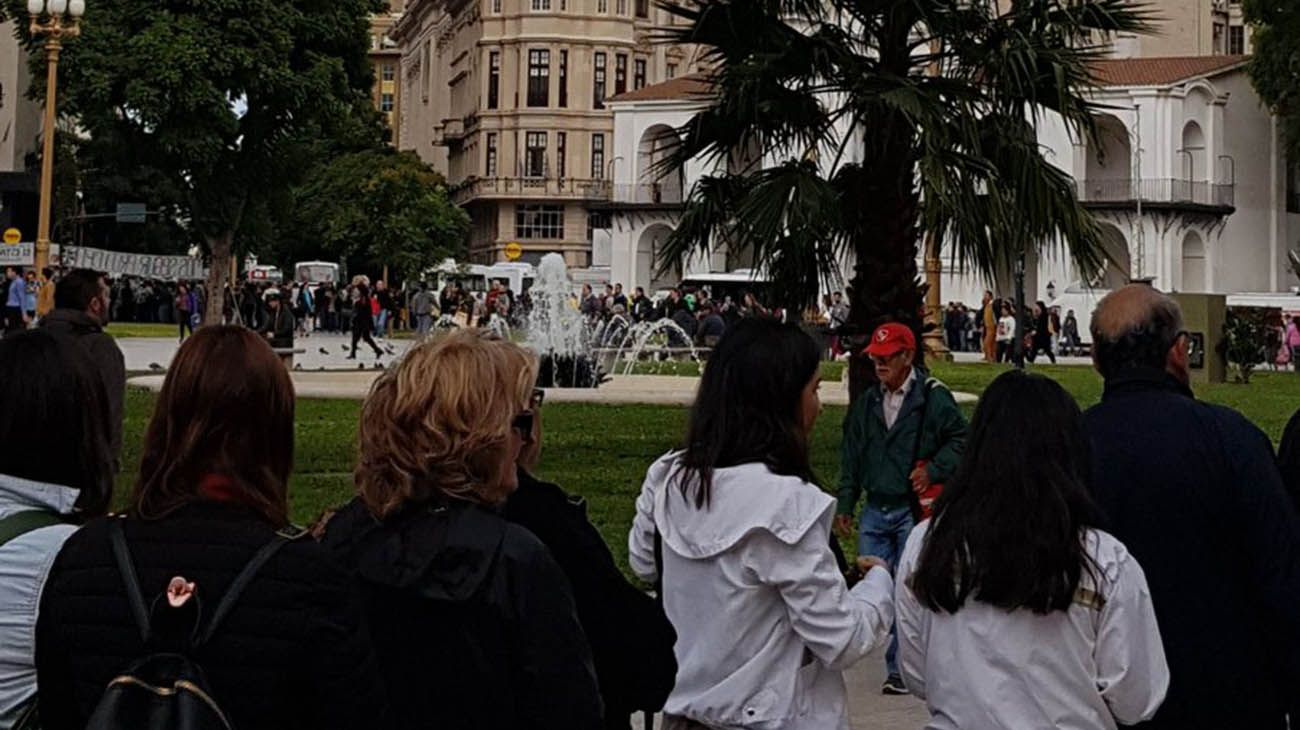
[375, 310, 389, 337]
[858, 503, 915, 678]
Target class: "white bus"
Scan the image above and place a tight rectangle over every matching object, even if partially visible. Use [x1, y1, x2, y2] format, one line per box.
[428, 260, 536, 296]
[293, 261, 341, 289]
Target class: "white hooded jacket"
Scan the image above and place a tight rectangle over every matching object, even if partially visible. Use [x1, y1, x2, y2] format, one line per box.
[629, 452, 893, 730]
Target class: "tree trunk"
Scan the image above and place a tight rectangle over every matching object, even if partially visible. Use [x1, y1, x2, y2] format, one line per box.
[843, 113, 926, 403]
[204, 230, 233, 325]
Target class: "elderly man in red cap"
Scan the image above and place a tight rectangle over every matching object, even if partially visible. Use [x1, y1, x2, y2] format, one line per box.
[834, 322, 967, 695]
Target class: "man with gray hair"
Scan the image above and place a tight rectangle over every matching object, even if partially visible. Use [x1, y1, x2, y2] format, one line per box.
[1084, 284, 1300, 729]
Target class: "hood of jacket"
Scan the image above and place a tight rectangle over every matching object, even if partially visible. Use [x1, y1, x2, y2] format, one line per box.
[647, 452, 834, 560]
[326, 497, 508, 603]
[39, 308, 105, 337]
[0, 472, 80, 519]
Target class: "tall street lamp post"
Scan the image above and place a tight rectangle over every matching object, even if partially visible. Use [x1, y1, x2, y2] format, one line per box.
[28, 0, 84, 280]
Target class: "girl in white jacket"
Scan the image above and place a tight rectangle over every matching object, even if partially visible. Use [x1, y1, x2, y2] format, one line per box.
[895, 370, 1169, 729]
[629, 318, 893, 730]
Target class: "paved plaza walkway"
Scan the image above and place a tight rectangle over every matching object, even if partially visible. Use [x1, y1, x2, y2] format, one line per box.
[123, 333, 979, 407]
[628, 648, 931, 728]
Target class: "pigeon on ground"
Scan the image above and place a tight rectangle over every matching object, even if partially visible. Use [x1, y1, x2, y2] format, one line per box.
[148, 363, 163, 372]
[340, 345, 350, 354]
[319, 348, 330, 355]
[357, 363, 365, 370]
[293, 364, 303, 371]
[384, 345, 396, 355]
[375, 362, 386, 370]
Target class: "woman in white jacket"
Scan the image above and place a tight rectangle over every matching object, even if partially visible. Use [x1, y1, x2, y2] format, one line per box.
[895, 370, 1169, 729]
[629, 318, 893, 730]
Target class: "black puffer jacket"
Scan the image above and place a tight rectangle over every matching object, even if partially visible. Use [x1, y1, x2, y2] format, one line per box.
[35, 503, 387, 730]
[502, 470, 677, 729]
[322, 496, 604, 730]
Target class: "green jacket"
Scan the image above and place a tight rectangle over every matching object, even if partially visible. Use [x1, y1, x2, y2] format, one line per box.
[837, 369, 967, 515]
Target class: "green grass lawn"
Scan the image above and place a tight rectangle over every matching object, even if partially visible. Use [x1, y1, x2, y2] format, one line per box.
[106, 322, 181, 339]
[116, 362, 1300, 571]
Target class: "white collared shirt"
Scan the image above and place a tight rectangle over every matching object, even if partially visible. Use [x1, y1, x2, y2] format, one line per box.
[883, 369, 917, 430]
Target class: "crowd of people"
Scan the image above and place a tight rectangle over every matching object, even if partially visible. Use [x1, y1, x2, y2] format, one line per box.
[1, 269, 1298, 730]
[943, 291, 1085, 362]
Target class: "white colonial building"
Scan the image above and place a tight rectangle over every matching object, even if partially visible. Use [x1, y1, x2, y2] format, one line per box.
[599, 55, 1300, 307]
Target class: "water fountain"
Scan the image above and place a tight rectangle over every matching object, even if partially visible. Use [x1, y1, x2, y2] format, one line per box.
[525, 254, 607, 388]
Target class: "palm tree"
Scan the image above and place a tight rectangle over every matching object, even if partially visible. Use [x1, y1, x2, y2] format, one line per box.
[658, 0, 1151, 394]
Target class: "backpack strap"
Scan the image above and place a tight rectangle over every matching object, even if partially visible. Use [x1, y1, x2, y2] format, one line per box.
[108, 518, 154, 645]
[0, 510, 63, 546]
[193, 534, 291, 648]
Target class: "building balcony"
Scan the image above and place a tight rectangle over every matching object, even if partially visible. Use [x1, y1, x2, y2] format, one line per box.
[432, 118, 465, 145]
[1077, 178, 1235, 214]
[587, 182, 685, 210]
[452, 176, 610, 205]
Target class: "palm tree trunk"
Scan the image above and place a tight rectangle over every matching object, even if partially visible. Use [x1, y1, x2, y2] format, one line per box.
[844, 114, 926, 402]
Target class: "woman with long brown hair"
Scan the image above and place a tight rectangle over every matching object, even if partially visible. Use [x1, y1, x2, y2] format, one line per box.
[322, 329, 603, 729]
[35, 326, 385, 730]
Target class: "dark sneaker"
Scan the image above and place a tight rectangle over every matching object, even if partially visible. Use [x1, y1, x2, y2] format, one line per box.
[882, 675, 909, 696]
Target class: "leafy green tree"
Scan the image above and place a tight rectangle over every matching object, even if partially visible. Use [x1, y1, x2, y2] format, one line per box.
[660, 0, 1149, 392]
[6, 0, 383, 322]
[1244, 0, 1300, 156]
[283, 149, 469, 280]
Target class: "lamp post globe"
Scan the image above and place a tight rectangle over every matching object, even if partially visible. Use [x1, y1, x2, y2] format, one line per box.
[47, 0, 67, 14]
[26, 0, 44, 16]
[69, 0, 85, 17]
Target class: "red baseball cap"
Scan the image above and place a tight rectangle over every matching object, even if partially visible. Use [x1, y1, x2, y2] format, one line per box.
[864, 323, 916, 358]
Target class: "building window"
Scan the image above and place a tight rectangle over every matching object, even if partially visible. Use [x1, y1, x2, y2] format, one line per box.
[615, 54, 627, 95]
[559, 50, 568, 108]
[528, 49, 550, 107]
[380, 93, 394, 112]
[1213, 22, 1225, 54]
[382, 64, 396, 82]
[488, 52, 500, 109]
[634, 58, 646, 90]
[1289, 157, 1300, 214]
[617, 0, 626, 13]
[591, 133, 605, 179]
[516, 205, 565, 239]
[588, 211, 612, 242]
[593, 52, 607, 109]
[557, 132, 567, 179]
[666, 63, 677, 79]
[1229, 25, 1245, 55]
[635, 0, 648, 17]
[598, 0, 607, 10]
[493, 0, 502, 10]
[525, 131, 547, 178]
[486, 133, 498, 176]
[421, 41, 432, 102]
[531, 0, 551, 10]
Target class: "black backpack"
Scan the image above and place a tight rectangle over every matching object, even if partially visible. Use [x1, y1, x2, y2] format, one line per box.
[87, 519, 292, 730]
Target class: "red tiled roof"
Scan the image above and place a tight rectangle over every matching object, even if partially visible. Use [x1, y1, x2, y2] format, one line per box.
[608, 74, 714, 103]
[1089, 55, 1249, 87]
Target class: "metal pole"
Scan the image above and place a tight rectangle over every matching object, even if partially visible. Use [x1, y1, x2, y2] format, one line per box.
[1013, 247, 1026, 369]
[34, 37, 62, 279]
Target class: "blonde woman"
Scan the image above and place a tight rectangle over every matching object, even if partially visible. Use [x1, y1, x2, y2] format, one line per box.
[322, 330, 603, 730]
